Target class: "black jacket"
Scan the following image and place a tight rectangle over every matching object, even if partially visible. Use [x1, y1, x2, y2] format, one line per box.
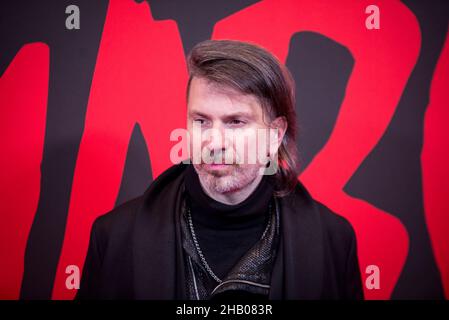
[76, 163, 364, 300]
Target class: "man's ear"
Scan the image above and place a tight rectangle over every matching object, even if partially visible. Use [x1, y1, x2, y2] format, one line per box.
[262, 116, 286, 175]
[270, 116, 287, 152]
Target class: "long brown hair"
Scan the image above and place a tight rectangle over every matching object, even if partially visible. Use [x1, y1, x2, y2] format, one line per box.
[186, 39, 300, 197]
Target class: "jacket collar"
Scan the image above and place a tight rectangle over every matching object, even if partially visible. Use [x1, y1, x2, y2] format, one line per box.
[132, 163, 325, 299]
[269, 182, 325, 299]
[132, 163, 187, 299]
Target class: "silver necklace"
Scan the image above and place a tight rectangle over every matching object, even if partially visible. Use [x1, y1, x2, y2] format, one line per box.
[186, 202, 273, 284]
[186, 206, 223, 283]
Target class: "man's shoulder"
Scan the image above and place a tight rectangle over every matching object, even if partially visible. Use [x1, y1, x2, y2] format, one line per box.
[286, 181, 356, 245]
[92, 162, 188, 234]
[314, 200, 356, 244]
[92, 195, 144, 237]
[289, 185, 358, 272]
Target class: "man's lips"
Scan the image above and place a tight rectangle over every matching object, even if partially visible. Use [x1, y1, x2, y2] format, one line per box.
[202, 163, 233, 170]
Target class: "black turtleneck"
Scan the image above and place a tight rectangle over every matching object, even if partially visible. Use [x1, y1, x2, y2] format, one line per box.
[184, 164, 274, 280]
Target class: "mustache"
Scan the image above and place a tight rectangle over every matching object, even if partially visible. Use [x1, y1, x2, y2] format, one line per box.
[199, 149, 241, 164]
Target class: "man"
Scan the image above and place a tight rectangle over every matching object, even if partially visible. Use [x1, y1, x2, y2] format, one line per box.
[77, 40, 364, 300]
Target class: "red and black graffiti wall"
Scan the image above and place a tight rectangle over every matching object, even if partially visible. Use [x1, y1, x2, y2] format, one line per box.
[0, 0, 448, 300]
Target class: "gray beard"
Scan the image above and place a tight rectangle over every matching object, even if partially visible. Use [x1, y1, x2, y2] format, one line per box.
[194, 164, 260, 194]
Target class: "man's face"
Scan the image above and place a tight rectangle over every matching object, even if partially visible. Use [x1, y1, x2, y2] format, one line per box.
[187, 77, 281, 194]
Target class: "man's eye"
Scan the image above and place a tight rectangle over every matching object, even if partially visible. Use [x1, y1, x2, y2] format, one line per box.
[194, 119, 205, 124]
[229, 119, 245, 125]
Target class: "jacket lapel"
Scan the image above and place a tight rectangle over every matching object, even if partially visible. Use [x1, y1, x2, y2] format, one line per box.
[270, 181, 325, 299]
[132, 164, 187, 299]
[132, 163, 324, 299]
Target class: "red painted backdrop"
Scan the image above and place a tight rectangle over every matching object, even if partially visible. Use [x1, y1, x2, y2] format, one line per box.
[0, 0, 448, 300]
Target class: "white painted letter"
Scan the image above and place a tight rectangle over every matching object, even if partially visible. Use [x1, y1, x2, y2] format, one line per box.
[365, 5, 380, 30]
[65, 5, 80, 30]
[65, 265, 80, 290]
[365, 264, 380, 289]
[170, 129, 189, 164]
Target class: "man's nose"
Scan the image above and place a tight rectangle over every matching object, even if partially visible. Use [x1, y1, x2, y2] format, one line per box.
[204, 122, 227, 152]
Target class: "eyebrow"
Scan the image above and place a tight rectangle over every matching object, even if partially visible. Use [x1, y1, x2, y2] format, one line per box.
[188, 110, 254, 121]
[188, 110, 211, 119]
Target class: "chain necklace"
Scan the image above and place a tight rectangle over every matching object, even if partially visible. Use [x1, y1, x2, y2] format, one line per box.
[186, 202, 273, 284]
[186, 206, 223, 283]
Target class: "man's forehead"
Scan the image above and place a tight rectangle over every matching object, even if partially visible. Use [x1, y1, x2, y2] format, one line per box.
[188, 77, 262, 117]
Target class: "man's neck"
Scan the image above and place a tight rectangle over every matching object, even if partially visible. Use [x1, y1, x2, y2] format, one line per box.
[198, 174, 263, 205]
